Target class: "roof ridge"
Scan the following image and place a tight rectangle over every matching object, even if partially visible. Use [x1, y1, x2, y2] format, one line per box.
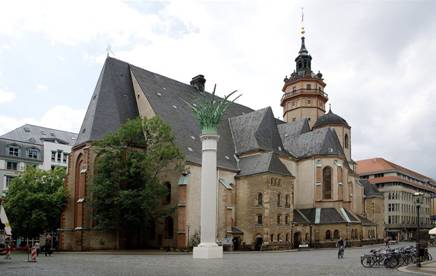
[295, 209, 311, 224]
[130, 64, 253, 112]
[22, 124, 78, 135]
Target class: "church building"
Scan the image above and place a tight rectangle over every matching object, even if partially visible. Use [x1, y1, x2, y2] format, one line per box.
[59, 30, 384, 251]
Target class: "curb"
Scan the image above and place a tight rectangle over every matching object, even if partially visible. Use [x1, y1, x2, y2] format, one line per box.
[397, 261, 436, 276]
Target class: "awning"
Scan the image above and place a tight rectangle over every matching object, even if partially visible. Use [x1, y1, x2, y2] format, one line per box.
[0, 205, 12, 235]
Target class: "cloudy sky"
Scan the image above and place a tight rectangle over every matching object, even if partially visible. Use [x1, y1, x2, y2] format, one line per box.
[0, 0, 435, 178]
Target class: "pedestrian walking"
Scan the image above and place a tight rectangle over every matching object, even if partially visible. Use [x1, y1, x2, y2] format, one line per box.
[4, 243, 12, 259]
[45, 233, 52, 256]
[336, 237, 345, 259]
[384, 236, 390, 247]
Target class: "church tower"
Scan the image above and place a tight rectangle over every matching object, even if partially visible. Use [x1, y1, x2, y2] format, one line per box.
[281, 19, 328, 128]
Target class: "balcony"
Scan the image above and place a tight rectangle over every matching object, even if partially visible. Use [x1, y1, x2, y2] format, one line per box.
[281, 88, 328, 104]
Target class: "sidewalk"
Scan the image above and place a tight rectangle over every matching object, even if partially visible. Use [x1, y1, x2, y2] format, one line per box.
[399, 261, 436, 275]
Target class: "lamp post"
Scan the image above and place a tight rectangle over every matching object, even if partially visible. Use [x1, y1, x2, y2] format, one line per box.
[413, 192, 424, 267]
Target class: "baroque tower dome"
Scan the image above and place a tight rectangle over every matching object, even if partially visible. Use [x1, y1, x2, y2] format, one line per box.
[312, 109, 350, 129]
[280, 20, 328, 128]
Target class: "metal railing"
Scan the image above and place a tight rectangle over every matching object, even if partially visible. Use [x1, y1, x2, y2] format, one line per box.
[281, 88, 328, 103]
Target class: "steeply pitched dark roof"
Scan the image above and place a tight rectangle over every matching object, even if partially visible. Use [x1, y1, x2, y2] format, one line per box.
[237, 152, 292, 177]
[1, 124, 77, 145]
[296, 208, 361, 225]
[280, 127, 344, 159]
[277, 119, 310, 138]
[129, 63, 253, 171]
[319, 208, 347, 224]
[298, 208, 316, 223]
[343, 208, 360, 222]
[75, 58, 139, 146]
[359, 179, 383, 198]
[313, 109, 350, 129]
[356, 214, 376, 226]
[229, 107, 285, 155]
[293, 209, 310, 224]
[77, 57, 347, 169]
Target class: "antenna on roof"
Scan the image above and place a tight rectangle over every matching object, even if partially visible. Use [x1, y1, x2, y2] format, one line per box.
[106, 45, 114, 57]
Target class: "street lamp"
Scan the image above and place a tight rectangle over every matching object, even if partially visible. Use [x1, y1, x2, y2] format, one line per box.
[413, 192, 424, 267]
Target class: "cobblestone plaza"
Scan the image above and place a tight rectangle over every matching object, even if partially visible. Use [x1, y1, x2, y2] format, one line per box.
[1, 243, 432, 276]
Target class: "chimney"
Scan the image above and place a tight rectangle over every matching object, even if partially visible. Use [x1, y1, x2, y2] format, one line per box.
[190, 75, 206, 91]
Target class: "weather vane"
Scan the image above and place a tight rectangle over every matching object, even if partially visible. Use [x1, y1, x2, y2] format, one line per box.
[300, 7, 305, 36]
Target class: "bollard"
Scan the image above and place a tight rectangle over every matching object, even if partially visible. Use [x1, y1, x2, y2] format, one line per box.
[31, 246, 37, 262]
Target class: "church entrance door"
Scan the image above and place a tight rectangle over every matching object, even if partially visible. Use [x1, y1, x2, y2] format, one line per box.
[293, 232, 301, 248]
[254, 236, 263, 251]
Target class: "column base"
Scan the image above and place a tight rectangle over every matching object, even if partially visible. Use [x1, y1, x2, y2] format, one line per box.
[193, 243, 223, 259]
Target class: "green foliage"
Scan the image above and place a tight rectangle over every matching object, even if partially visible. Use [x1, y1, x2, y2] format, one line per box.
[3, 167, 68, 238]
[89, 117, 184, 231]
[191, 85, 241, 133]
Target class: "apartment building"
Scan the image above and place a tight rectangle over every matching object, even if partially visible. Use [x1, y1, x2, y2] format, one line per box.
[357, 158, 436, 240]
[0, 124, 77, 192]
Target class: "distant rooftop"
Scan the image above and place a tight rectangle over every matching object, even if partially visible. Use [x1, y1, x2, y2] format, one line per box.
[0, 124, 78, 146]
[356, 158, 436, 188]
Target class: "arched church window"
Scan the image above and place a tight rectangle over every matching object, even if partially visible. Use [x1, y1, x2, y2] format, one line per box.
[164, 182, 171, 204]
[334, 230, 340, 239]
[165, 216, 174, 239]
[74, 154, 85, 228]
[257, 193, 263, 206]
[277, 193, 281, 207]
[344, 134, 349, 149]
[325, 230, 331, 240]
[323, 166, 332, 199]
[285, 194, 290, 207]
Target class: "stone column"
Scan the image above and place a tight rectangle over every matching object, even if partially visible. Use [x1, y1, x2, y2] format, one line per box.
[193, 134, 223, 259]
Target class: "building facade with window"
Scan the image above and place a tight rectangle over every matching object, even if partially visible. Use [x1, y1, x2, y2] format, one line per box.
[357, 158, 436, 240]
[0, 138, 44, 192]
[59, 30, 384, 251]
[0, 124, 78, 192]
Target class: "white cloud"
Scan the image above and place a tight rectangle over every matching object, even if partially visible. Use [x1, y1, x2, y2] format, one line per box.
[0, 0, 162, 46]
[0, 105, 84, 135]
[0, 0, 435, 177]
[35, 84, 48, 92]
[0, 89, 15, 104]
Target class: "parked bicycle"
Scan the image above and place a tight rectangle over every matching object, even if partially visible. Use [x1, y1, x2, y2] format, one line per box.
[361, 245, 432, 269]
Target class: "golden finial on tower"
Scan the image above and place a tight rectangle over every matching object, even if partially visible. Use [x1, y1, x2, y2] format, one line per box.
[300, 7, 305, 36]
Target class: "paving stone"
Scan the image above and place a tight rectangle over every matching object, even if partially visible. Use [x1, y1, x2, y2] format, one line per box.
[1, 242, 430, 276]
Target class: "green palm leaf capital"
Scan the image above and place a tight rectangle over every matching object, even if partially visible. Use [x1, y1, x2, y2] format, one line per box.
[190, 84, 241, 134]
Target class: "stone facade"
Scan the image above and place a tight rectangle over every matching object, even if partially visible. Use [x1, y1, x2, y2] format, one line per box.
[235, 173, 294, 249]
[59, 31, 385, 251]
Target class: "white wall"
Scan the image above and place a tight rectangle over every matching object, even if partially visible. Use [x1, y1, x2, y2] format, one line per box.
[42, 141, 72, 170]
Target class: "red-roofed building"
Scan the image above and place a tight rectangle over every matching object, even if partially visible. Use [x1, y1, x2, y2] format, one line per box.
[357, 158, 436, 240]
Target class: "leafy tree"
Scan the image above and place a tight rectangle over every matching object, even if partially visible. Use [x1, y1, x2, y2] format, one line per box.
[89, 117, 184, 245]
[4, 167, 68, 238]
